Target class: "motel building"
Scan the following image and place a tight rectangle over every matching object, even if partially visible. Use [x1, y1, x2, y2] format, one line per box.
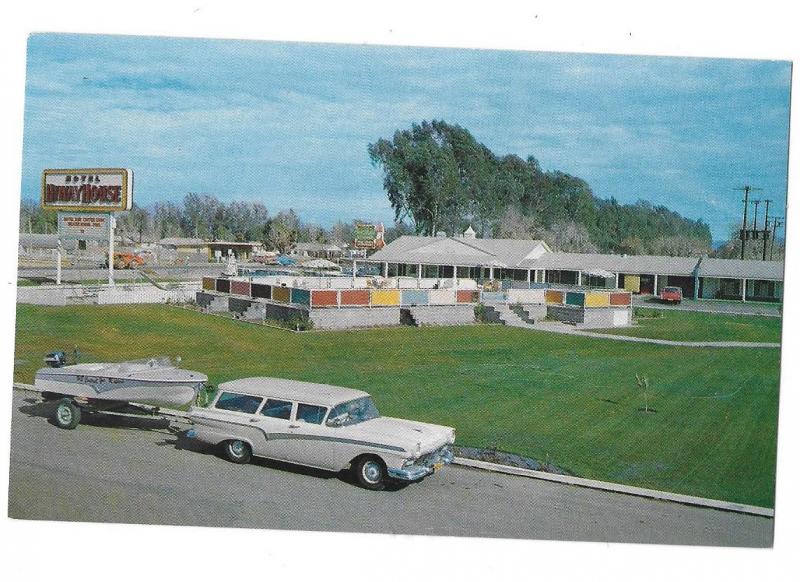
[367, 228, 784, 303]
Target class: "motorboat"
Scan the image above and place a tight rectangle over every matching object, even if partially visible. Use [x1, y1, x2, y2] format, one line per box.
[34, 355, 208, 407]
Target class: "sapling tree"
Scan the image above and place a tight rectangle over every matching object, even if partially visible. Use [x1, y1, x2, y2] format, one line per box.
[636, 374, 651, 413]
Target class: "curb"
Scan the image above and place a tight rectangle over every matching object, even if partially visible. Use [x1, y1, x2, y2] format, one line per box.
[12, 384, 773, 518]
[453, 457, 774, 518]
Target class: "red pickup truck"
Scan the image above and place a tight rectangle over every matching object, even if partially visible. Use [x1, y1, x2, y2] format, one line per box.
[660, 286, 683, 304]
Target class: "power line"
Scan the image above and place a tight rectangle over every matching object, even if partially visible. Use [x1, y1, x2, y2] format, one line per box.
[733, 185, 762, 259]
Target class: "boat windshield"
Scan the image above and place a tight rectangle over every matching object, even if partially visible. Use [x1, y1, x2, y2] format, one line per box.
[326, 396, 380, 427]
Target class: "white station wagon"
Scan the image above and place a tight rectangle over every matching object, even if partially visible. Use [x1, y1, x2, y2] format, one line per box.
[186, 377, 455, 490]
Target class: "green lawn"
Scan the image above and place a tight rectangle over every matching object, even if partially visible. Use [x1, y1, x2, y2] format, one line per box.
[13, 304, 781, 507]
[593, 309, 782, 343]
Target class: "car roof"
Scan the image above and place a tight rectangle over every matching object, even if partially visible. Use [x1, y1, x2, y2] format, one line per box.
[217, 377, 370, 407]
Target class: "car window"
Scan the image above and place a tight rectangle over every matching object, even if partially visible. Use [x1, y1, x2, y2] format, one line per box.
[260, 398, 293, 420]
[214, 391, 263, 414]
[296, 403, 327, 425]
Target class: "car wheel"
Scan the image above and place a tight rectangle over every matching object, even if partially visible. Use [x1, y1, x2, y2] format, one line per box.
[53, 399, 81, 429]
[223, 440, 252, 464]
[354, 456, 387, 490]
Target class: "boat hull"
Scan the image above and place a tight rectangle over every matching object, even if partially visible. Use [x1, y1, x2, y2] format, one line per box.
[35, 371, 202, 406]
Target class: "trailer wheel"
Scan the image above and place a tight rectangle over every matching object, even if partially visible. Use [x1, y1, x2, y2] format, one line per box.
[223, 440, 252, 464]
[53, 399, 81, 429]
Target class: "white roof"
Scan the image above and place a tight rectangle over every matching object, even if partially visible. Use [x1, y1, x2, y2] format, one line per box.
[368, 235, 550, 268]
[217, 377, 369, 407]
[698, 257, 784, 280]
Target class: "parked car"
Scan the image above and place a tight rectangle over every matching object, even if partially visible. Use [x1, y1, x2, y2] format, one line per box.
[660, 286, 683, 304]
[187, 377, 455, 490]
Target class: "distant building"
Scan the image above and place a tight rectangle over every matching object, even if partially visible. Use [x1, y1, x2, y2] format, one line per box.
[289, 242, 343, 260]
[207, 241, 264, 262]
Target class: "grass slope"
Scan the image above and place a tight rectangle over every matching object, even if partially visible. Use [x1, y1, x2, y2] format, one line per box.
[595, 309, 782, 343]
[13, 304, 781, 507]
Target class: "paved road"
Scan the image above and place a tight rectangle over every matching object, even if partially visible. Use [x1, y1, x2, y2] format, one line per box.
[632, 295, 781, 317]
[7, 391, 773, 546]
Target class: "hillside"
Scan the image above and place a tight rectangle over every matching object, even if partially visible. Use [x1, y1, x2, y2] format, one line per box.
[369, 120, 712, 255]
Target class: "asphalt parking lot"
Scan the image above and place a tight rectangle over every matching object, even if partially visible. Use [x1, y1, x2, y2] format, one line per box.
[7, 391, 773, 546]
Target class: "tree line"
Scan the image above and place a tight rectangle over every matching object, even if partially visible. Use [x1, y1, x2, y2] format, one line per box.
[369, 120, 713, 255]
[19, 194, 404, 254]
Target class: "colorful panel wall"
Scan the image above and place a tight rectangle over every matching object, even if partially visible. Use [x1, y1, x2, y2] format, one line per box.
[545, 290, 564, 304]
[272, 286, 291, 303]
[609, 292, 631, 306]
[339, 289, 370, 306]
[371, 289, 401, 306]
[456, 290, 480, 303]
[401, 289, 428, 305]
[291, 288, 311, 306]
[202, 277, 215, 291]
[584, 291, 611, 307]
[565, 291, 585, 307]
[215, 278, 231, 293]
[311, 290, 338, 308]
[230, 280, 251, 296]
[251, 283, 271, 299]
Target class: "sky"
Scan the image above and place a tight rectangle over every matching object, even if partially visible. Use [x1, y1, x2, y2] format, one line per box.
[20, 33, 792, 240]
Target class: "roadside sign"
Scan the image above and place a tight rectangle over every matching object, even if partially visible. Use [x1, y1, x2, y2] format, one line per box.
[57, 212, 111, 241]
[41, 168, 133, 212]
[353, 222, 385, 250]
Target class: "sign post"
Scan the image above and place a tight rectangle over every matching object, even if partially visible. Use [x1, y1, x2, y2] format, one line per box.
[108, 214, 116, 285]
[42, 168, 133, 287]
[56, 239, 62, 285]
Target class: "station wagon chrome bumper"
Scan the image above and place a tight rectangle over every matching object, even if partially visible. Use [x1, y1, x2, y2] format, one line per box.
[388, 445, 454, 481]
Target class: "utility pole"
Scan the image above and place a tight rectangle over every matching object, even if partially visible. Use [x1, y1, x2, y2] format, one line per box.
[734, 186, 762, 259]
[762, 199, 772, 261]
[770, 217, 784, 261]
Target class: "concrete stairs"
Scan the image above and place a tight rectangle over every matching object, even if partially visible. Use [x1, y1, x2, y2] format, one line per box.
[484, 304, 531, 328]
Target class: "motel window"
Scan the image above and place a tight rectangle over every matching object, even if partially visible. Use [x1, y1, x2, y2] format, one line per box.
[77, 240, 87, 251]
[456, 266, 470, 278]
[439, 265, 454, 278]
[423, 265, 438, 278]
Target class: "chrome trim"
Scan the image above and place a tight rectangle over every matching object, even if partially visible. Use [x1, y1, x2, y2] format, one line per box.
[389, 445, 454, 481]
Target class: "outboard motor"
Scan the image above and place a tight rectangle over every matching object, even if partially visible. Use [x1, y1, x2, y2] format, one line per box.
[44, 351, 67, 368]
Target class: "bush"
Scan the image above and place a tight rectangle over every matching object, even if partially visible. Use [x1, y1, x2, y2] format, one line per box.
[474, 303, 489, 323]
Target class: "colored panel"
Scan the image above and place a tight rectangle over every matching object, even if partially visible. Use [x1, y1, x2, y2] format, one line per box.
[202, 277, 215, 291]
[291, 288, 311, 306]
[610, 292, 631, 306]
[311, 290, 338, 308]
[545, 290, 564, 304]
[456, 290, 480, 303]
[623, 274, 641, 293]
[565, 291, 585, 306]
[339, 289, 370, 306]
[428, 289, 456, 305]
[371, 289, 400, 306]
[401, 289, 428, 305]
[482, 291, 506, 303]
[272, 286, 291, 303]
[230, 280, 251, 296]
[251, 283, 271, 299]
[585, 292, 610, 307]
[215, 278, 230, 293]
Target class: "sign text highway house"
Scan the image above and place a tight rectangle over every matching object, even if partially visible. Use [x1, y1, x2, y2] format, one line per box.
[41, 168, 133, 212]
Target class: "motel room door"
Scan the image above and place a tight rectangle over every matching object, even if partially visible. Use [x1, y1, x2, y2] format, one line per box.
[639, 274, 655, 295]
